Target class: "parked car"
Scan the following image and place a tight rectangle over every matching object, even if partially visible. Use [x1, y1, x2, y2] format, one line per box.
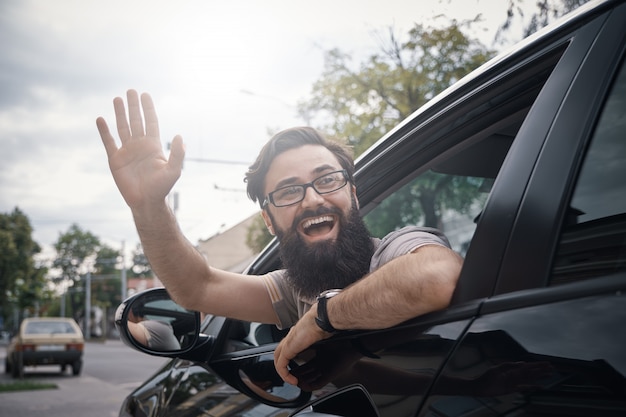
[115, 1, 626, 416]
[5, 317, 84, 378]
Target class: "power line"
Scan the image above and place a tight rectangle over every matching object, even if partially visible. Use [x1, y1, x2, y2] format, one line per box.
[185, 157, 251, 166]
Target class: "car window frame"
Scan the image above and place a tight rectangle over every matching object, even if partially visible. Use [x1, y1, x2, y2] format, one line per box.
[492, 2, 626, 295]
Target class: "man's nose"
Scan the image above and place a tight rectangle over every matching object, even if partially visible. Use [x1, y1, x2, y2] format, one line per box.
[300, 184, 325, 208]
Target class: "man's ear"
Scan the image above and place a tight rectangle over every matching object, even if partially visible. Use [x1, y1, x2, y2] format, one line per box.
[261, 210, 275, 236]
[352, 185, 360, 210]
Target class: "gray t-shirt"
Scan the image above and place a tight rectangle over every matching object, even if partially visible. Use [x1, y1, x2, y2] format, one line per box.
[142, 320, 181, 351]
[261, 226, 450, 329]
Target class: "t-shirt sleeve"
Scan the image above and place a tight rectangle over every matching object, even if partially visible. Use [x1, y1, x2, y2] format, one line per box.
[262, 271, 300, 330]
[142, 320, 181, 350]
[370, 226, 451, 270]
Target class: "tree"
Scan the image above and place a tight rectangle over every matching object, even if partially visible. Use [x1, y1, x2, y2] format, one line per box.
[245, 22, 495, 246]
[246, 215, 274, 254]
[498, 0, 591, 41]
[52, 223, 100, 320]
[131, 243, 153, 277]
[0, 208, 49, 329]
[92, 244, 122, 312]
[299, 22, 494, 155]
[294, 22, 494, 235]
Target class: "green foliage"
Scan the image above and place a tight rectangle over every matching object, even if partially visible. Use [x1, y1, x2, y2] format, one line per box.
[53, 223, 100, 279]
[92, 244, 122, 310]
[246, 214, 274, 254]
[299, 22, 495, 156]
[0, 208, 49, 328]
[294, 21, 495, 235]
[131, 243, 153, 277]
[246, 22, 495, 245]
[52, 224, 101, 320]
[364, 173, 488, 238]
[95, 244, 120, 275]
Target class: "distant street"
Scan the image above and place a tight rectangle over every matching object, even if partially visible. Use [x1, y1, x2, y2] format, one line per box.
[0, 339, 169, 417]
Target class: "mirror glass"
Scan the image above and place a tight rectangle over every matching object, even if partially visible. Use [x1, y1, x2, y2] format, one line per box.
[126, 293, 198, 352]
[239, 353, 303, 403]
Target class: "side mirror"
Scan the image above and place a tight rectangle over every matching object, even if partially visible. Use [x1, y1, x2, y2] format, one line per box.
[115, 287, 214, 360]
[289, 384, 379, 417]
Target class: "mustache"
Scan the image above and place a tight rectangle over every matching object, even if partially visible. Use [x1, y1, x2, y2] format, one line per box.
[292, 206, 343, 229]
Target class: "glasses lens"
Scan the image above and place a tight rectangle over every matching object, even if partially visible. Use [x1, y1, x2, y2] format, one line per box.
[269, 170, 348, 207]
[272, 186, 305, 207]
[314, 171, 347, 193]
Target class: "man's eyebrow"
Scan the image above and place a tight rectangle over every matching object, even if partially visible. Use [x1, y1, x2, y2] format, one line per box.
[312, 164, 337, 175]
[274, 176, 300, 189]
[273, 165, 338, 189]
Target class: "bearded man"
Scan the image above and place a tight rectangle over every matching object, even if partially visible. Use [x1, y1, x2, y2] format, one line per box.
[96, 90, 463, 386]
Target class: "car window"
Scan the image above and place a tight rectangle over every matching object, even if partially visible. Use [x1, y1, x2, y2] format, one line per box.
[224, 320, 289, 352]
[24, 321, 77, 335]
[361, 44, 569, 258]
[551, 58, 626, 285]
[364, 171, 491, 256]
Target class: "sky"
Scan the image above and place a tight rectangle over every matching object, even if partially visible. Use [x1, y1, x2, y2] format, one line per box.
[0, 0, 533, 264]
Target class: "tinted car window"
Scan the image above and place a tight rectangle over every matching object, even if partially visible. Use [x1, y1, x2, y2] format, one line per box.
[24, 321, 77, 334]
[364, 170, 490, 256]
[423, 292, 626, 417]
[360, 44, 569, 259]
[552, 58, 626, 285]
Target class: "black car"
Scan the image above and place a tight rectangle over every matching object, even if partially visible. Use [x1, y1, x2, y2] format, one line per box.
[115, 1, 626, 416]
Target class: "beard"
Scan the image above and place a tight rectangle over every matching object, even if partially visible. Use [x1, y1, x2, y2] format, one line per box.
[273, 200, 375, 300]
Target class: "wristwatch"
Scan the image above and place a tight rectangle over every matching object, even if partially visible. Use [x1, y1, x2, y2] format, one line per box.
[315, 289, 342, 333]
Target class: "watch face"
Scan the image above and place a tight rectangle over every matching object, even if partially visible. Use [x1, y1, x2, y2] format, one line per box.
[319, 289, 342, 299]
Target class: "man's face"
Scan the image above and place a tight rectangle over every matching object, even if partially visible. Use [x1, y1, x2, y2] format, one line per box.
[261, 144, 355, 242]
[261, 144, 374, 299]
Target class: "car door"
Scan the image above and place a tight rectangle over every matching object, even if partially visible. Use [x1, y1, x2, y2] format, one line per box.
[206, 20, 594, 417]
[419, 5, 626, 416]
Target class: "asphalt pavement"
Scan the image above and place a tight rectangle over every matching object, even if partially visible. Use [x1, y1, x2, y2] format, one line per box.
[0, 340, 153, 417]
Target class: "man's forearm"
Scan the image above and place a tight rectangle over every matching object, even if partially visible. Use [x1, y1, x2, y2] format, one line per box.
[328, 245, 462, 330]
[131, 200, 211, 310]
[274, 245, 462, 385]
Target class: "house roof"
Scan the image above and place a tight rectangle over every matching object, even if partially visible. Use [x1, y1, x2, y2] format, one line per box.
[196, 212, 261, 272]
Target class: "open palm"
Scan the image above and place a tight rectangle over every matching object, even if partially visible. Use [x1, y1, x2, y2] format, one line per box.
[96, 90, 184, 209]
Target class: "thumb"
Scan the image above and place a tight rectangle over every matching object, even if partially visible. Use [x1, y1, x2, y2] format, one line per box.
[168, 135, 185, 171]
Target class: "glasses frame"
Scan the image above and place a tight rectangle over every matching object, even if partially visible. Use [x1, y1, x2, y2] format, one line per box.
[262, 169, 349, 208]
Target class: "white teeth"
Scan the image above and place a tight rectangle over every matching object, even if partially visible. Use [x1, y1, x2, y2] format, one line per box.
[303, 216, 333, 230]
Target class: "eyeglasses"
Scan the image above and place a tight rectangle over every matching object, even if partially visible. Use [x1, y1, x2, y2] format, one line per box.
[263, 170, 349, 208]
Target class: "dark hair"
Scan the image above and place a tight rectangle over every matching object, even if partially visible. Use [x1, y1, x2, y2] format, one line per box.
[245, 127, 355, 208]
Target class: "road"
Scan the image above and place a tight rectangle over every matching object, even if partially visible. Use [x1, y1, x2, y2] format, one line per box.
[0, 339, 170, 417]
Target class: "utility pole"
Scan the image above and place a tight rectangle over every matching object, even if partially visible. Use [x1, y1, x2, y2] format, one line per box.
[85, 271, 91, 340]
[60, 290, 65, 318]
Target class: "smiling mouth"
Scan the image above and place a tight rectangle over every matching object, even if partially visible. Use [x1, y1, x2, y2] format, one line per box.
[301, 215, 336, 237]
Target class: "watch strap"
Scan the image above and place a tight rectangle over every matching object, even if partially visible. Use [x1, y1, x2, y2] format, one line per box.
[315, 290, 340, 333]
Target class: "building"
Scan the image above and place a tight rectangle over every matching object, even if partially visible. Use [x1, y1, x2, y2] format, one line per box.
[196, 213, 261, 272]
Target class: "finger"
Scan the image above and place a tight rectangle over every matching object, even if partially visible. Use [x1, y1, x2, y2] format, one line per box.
[127, 89, 145, 137]
[141, 93, 160, 139]
[96, 117, 119, 158]
[168, 135, 185, 172]
[274, 345, 298, 385]
[113, 96, 131, 143]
